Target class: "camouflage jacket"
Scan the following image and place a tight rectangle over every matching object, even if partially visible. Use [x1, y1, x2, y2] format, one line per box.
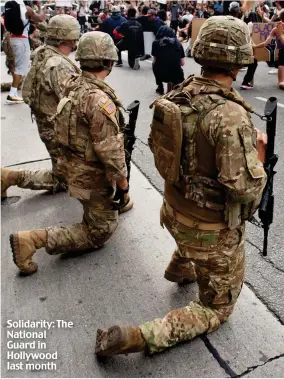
[161, 76, 267, 226]
[22, 45, 80, 119]
[54, 72, 127, 200]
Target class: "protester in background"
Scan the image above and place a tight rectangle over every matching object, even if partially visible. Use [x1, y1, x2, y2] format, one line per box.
[102, 6, 126, 67]
[97, 8, 109, 28]
[158, 9, 167, 22]
[152, 25, 185, 95]
[147, 9, 165, 34]
[253, 8, 284, 89]
[203, 4, 215, 18]
[77, 1, 88, 33]
[169, 1, 181, 33]
[137, 6, 151, 60]
[4, 0, 45, 104]
[113, 7, 144, 69]
[213, 0, 224, 15]
[88, 8, 100, 30]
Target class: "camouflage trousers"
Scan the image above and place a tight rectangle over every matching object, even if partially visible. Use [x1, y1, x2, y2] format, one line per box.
[16, 120, 67, 192]
[45, 197, 118, 255]
[139, 202, 245, 353]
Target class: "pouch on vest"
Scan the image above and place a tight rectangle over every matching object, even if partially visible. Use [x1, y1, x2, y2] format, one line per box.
[149, 99, 183, 184]
[22, 65, 36, 106]
[53, 93, 80, 149]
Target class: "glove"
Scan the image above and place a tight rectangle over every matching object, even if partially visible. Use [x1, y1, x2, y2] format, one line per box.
[112, 185, 129, 211]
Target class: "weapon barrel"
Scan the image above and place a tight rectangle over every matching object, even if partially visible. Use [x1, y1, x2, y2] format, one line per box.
[264, 97, 277, 162]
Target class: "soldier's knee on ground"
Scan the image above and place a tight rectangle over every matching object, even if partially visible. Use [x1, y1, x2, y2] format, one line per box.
[86, 216, 118, 247]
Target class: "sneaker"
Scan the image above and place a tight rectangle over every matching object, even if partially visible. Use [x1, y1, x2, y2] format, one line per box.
[132, 58, 140, 70]
[268, 68, 278, 75]
[114, 62, 123, 67]
[240, 83, 254, 90]
[6, 95, 24, 104]
[239, 67, 247, 71]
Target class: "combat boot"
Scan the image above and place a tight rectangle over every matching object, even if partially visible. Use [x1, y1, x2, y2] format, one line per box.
[1, 168, 20, 198]
[164, 252, 197, 284]
[10, 230, 47, 275]
[118, 195, 134, 214]
[95, 325, 146, 356]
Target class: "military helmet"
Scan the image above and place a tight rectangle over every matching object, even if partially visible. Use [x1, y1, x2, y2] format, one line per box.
[192, 16, 253, 68]
[75, 31, 118, 66]
[46, 15, 80, 41]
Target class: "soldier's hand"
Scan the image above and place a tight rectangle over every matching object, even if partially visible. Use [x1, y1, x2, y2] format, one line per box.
[256, 128, 267, 164]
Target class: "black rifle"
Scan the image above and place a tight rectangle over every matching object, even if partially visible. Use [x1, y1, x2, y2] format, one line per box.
[124, 100, 140, 182]
[258, 97, 278, 256]
[112, 100, 140, 210]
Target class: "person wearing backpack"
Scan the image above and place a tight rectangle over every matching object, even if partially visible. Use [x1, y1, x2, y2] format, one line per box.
[4, 0, 45, 104]
[1, 15, 81, 202]
[95, 16, 267, 357]
[8, 32, 133, 275]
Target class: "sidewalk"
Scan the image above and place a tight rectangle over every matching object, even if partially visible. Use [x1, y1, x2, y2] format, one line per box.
[1, 159, 284, 378]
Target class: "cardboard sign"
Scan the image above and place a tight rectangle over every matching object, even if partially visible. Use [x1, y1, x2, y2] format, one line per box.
[191, 18, 205, 44]
[252, 22, 279, 62]
[191, 19, 279, 62]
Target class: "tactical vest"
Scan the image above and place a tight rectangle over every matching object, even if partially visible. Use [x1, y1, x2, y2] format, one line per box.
[149, 76, 255, 224]
[22, 45, 80, 117]
[53, 75, 124, 163]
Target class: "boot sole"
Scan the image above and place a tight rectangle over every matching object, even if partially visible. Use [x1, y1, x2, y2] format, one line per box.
[9, 233, 38, 275]
[118, 200, 134, 215]
[164, 270, 196, 284]
[95, 325, 125, 356]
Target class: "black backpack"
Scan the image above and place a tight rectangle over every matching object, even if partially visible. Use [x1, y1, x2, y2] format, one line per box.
[4, 1, 29, 36]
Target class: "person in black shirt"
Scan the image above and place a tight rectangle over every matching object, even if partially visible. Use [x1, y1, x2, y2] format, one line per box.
[152, 25, 185, 94]
[147, 9, 165, 35]
[114, 7, 144, 69]
[88, 8, 100, 30]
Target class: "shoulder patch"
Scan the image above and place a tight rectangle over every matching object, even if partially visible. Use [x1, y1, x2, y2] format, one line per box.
[103, 101, 116, 115]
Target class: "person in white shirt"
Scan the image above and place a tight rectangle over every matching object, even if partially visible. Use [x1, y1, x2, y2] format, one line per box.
[6, 0, 45, 104]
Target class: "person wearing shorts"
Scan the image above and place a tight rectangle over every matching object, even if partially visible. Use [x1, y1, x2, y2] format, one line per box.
[7, 0, 45, 104]
[253, 9, 284, 90]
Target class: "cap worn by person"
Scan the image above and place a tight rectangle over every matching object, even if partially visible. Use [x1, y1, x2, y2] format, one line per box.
[229, 1, 240, 12]
[147, 9, 157, 16]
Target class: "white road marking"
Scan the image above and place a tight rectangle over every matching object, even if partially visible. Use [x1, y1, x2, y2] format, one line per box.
[256, 97, 284, 109]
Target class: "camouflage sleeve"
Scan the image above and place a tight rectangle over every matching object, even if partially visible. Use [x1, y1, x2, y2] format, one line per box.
[204, 101, 266, 203]
[42, 58, 75, 100]
[84, 92, 127, 183]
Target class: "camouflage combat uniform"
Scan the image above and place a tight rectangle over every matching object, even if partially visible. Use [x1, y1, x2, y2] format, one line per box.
[9, 31, 128, 275]
[140, 74, 266, 353]
[95, 16, 267, 357]
[29, 21, 48, 50]
[46, 71, 126, 254]
[1, 15, 81, 197]
[21, 44, 80, 192]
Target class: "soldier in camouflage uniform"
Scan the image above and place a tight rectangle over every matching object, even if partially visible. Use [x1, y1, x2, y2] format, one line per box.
[1, 15, 80, 198]
[9, 31, 133, 275]
[95, 16, 267, 356]
[29, 21, 48, 50]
